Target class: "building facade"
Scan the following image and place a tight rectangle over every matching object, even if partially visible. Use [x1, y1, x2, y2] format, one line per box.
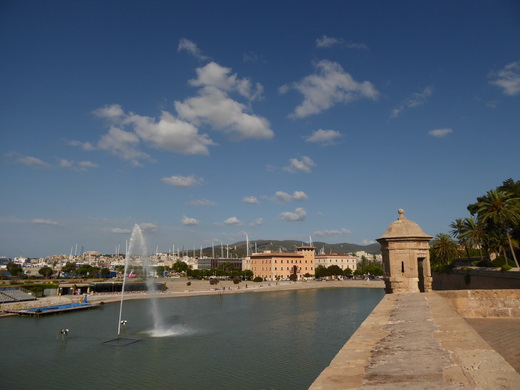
[315, 254, 357, 272]
[249, 246, 315, 280]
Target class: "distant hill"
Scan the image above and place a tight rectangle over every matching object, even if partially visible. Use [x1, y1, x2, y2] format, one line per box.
[200, 240, 380, 258]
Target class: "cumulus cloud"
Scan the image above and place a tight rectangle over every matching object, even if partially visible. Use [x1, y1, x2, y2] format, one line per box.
[292, 191, 308, 201]
[175, 86, 273, 141]
[188, 62, 264, 101]
[313, 228, 352, 237]
[15, 155, 50, 168]
[78, 161, 99, 169]
[280, 207, 307, 222]
[428, 128, 453, 138]
[316, 35, 368, 50]
[243, 196, 259, 204]
[57, 158, 99, 171]
[489, 61, 520, 96]
[304, 129, 342, 145]
[80, 55, 272, 165]
[177, 38, 209, 60]
[275, 191, 293, 202]
[162, 175, 203, 187]
[280, 60, 378, 118]
[32, 219, 63, 227]
[390, 86, 433, 118]
[112, 227, 132, 234]
[284, 156, 316, 173]
[223, 216, 242, 225]
[181, 216, 200, 226]
[189, 199, 216, 206]
[250, 218, 264, 227]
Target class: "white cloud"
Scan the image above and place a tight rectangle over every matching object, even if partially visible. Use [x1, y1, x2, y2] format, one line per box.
[189, 199, 216, 206]
[78, 161, 99, 169]
[126, 111, 215, 155]
[280, 207, 307, 222]
[280, 60, 378, 118]
[139, 223, 157, 233]
[32, 219, 63, 227]
[250, 218, 264, 227]
[292, 191, 308, 201]
[243, 196, 259, 204]
[68, 140, 96, 151]
[316, 35, 342, 48]
[489, 61, 520, 96]
[361, 239, 376, 245]
[390, 86, 433, 118]
[16, 155, 50, 168]
[93, 104, 125, 120]
[304, 129, 342, 145]
[177, 38, 209, 60]
[112, 227, 132, 234]
[313, 228, 351, 237]
[97, 126, 149, 166]
[175, 86, 273, 141]
[189, 62, 263, 101]
[58, 159, 74, 168]
[181, 216, 200, 226]
[284, 156, 316, 173]
[316, 35, 368, 50]
[275, 191, 293, 202]
[223, 216, 242, 225]
[162, 175, 203, 187]
[428, 128, 453, 138]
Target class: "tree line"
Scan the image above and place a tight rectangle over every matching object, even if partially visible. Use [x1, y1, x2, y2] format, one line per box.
[431, 178, 520, 270]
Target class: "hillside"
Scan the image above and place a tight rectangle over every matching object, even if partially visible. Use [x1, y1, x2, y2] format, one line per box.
[200, 240, 380, 258]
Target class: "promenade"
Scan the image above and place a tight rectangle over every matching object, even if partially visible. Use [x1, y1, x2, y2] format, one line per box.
[311, 292, 520, 389]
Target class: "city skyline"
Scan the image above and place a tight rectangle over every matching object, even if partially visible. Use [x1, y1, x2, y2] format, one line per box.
[1, 1, 519, 258]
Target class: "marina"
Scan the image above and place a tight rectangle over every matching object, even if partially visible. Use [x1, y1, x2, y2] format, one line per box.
[4, 302, 99, 317]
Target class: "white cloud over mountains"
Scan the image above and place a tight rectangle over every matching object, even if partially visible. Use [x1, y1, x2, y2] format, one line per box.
[280, 207, 307, 222]
[313, 228, 352, 237]
[280, 60, 378, 118]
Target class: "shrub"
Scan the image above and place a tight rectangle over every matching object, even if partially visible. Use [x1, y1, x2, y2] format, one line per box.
[186, 281, 191, 286]
[253, 277, 263, 283]
[289, 274, 297, 281]
[501, 264, 512, 272]
[209, 278, 219, 285]
[232, 279, 240, 285]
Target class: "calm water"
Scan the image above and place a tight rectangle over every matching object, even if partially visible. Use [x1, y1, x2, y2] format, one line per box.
[0, 287, 384, 390]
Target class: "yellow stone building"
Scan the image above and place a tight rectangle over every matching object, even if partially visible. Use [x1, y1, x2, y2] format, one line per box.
[249, 246, 315, 280]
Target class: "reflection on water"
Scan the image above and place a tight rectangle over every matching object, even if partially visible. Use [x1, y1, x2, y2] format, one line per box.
[0, 287, 383, 390]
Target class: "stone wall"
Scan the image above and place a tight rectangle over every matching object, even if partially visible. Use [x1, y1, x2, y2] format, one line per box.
[432, 268, 520, 290]
[436, 289, 520, 318]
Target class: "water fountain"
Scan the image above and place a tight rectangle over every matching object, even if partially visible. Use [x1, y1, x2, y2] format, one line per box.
[104, 224, 165, 345]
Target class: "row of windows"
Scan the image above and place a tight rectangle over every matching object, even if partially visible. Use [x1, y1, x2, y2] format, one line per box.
[252, 266, 311, 271]
[257, 259, 309, 264]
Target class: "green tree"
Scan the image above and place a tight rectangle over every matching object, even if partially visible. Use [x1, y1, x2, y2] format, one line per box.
[475, 189, 520, 267]
[450, 218, 471, 260]
[314, 265, 329, 278]
[343, 267, 353, 276]
[327, 265, 343, 277]
[459, 217, 486, 260]
[100, 268, 111, 277]
[7, 262, 24, 278]
[38, 266, 54, 279]
[61, 261, 77, 273]
[431, 233, 460, 265]
[173, 260, 188, 273]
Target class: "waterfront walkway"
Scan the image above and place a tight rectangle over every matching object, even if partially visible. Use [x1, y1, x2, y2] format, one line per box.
[311, 292, 520, 389]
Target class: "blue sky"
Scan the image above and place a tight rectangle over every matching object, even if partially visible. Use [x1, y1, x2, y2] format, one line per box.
[1, 0, 519, 258]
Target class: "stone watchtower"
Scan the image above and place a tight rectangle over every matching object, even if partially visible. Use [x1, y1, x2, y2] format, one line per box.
[376, 209, 433, 293]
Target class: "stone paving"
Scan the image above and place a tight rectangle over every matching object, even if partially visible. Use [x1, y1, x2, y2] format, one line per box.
[310, 292, 520, 389]
[466, 318, 520, 374]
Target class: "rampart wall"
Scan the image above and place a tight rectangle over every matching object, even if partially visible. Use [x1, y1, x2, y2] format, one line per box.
[436, 289, 520, 318]
[433, 268, 520, 290]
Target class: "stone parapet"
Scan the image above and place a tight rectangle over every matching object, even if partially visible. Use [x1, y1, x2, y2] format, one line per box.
[437, 289, 520, 318]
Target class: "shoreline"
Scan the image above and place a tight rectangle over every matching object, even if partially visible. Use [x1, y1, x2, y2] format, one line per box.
[0, 278, 385, 315]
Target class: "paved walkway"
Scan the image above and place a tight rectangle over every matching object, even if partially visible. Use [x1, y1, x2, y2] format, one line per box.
[466, 318, 520, 374]
[310, 292, 520, 389]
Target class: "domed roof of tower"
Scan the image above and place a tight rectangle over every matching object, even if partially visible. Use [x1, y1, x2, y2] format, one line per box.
[378, 209, 432, 240]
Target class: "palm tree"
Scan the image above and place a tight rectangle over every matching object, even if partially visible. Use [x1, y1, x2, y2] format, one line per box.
[476, 190, 520, 267]
[450, 218, 471, 260]
[431, 233, 460, 265]
[459, 217, 486, 260]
